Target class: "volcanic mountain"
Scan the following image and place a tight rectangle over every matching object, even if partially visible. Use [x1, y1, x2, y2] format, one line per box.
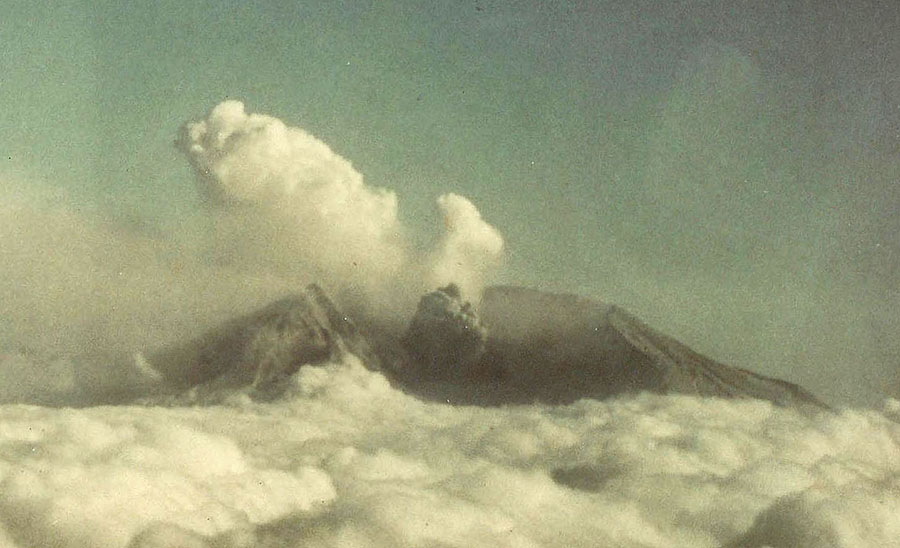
[136, 284, 826, 410]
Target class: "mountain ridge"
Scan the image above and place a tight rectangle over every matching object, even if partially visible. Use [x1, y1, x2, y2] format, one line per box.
[468, 285, 826, 409]
[138, 284, 380, 402]
[130, 283, 827, 410]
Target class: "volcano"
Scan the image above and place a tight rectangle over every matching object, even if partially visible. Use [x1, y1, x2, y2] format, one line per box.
[139, 284, 826, 410]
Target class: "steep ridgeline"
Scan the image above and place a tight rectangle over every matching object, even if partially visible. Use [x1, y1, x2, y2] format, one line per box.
[465, 286, 827, 409]
[144, 284, 380, 401]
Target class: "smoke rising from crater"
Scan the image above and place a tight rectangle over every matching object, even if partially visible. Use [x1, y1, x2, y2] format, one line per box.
[177, 100, 504, 306]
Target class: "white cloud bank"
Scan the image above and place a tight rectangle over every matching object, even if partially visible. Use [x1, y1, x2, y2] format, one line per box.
[0, 357, 898, 548]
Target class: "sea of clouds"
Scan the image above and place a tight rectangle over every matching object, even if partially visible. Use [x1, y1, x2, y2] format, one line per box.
[0, 356, 898, 548]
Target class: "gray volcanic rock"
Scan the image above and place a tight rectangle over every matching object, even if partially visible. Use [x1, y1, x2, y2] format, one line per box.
[145, 284, 379, 400]
[463, 285, 826, 409]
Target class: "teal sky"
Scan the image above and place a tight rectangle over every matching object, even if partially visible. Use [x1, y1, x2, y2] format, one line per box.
[3, 0, 900, 404]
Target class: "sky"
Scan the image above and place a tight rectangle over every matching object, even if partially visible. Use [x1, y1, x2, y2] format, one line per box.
[2, 0, 900, 405]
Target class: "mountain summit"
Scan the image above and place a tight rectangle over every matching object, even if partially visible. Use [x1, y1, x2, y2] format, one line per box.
[138, 283, 826, 410]
[141, 284, 380, 402]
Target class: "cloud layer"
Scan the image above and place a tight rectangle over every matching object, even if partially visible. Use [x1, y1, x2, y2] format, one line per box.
[0, 357, 897, 547]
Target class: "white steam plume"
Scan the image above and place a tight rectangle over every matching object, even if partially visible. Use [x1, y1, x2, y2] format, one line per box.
[428, 193, 504, 299]
[177, 100, 504, 307]
[177, 100, 407, 297]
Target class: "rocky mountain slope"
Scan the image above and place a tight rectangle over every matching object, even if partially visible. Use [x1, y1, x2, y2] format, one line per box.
[467, 286, 826, 409]
[141, 284, 380, 401]
[135, 283, 826, 410]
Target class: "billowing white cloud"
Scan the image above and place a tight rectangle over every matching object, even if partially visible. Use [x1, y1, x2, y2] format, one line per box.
[428, 193, 504, 299]
[0, 356, 898, 547]
[0, 404, 335, 547]
[177, 101, 504, 308]
[178, 100, 407, 296]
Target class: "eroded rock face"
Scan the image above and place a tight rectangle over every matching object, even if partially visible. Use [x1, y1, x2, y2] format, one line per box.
[145, 284, 379, 400]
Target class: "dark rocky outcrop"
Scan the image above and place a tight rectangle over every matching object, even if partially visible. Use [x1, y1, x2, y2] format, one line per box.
[401, 284, 487, 381]
[130, 282, 824, 410]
